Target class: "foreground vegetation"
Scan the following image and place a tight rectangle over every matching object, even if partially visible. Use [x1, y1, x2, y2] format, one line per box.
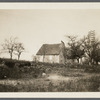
[0, 58, 100, 92]
[0, 69, 100, 92]
[24, 75, 100, 92]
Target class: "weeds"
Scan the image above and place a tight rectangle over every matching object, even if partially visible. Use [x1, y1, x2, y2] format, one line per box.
[0, 58, 100, 92]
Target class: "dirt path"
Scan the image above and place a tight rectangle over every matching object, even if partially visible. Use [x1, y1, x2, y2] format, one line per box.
[0, 74, 76, 87]
[46, 73, 100, 82]
[0, 73, 99, 87]
[47, 74, 76, 81]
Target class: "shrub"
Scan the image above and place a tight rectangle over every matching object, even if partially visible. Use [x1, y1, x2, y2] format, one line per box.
[5, 61, 15, 68]
[0, 84, 18, 92]
[0, 58, 31, 68]
[9, 65, 21, 79]
[0, 65, 10, 79]
[84, 65, 100, 73]
[0, 63, 22, 79]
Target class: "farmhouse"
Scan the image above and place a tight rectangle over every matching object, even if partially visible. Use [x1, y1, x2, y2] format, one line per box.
[36, 41, 65, 64]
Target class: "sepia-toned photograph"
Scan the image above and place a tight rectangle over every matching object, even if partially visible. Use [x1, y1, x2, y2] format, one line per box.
[0, 3, 100, 94]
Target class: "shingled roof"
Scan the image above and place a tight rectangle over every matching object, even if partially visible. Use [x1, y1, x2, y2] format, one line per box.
[36, 44, 61, 55]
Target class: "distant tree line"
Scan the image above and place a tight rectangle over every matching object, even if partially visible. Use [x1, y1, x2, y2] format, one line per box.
[1, 30, 100, 66]
[64, 30, 100, 65]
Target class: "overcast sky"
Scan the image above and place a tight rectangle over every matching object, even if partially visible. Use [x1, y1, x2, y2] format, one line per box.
[0, 9, 100, 60]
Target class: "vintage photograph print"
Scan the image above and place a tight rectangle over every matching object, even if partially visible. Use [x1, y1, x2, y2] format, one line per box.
[0, 3, 100, 93]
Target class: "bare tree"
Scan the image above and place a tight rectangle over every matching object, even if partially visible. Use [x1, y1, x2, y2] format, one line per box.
[1, 37, 18, 59]
[14, 43, 25, 60]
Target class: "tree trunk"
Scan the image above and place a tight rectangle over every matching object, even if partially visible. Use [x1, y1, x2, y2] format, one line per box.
[96, 61, 98, 65]
[18, 55, 20, 60]
[18, 53, 21, 60]
[89, 58, 92, 65]
[10, 53, 12, 59]
[77, 58, 79, 63]
[18, 52, 21, 60]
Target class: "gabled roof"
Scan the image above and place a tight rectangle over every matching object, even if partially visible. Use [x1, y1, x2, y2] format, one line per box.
[36, 44, 61, 55]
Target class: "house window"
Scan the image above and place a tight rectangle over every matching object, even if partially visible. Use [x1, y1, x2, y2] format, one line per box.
[49, 56, 52, 60]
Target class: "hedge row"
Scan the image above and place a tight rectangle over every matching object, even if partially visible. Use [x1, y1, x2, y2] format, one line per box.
[0, 58, 100, 80]
[0, 58, 31, 68]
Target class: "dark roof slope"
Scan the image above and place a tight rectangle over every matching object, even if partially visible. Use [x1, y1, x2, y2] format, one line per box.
[36, 44, 61, 55]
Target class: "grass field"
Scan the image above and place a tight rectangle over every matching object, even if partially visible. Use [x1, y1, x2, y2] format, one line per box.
[0, 66, 100, 92]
